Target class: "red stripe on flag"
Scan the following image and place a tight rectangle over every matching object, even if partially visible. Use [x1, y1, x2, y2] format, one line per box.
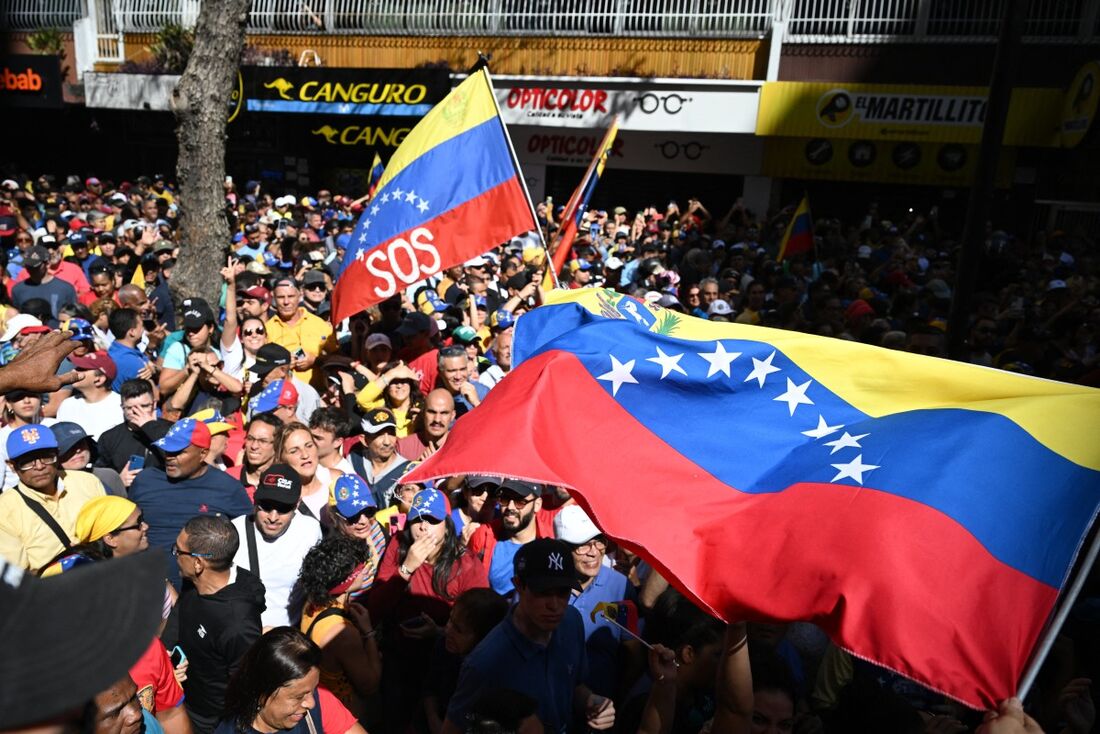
[331, 176, 531, 322]
[407, 348, 1057, 708]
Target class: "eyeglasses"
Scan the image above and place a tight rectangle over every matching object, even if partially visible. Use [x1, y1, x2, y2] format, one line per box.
[242, 327, 266, 337]
[14, 453, 58, 471]
[573, 538, 607, 554]
[113, 514, 146, 533]
[172, 544, 212, 558]
[496, 491, 532, 509]
[257, 501, 295, 515]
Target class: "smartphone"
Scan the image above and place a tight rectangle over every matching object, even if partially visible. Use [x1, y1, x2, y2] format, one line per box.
[169, 645, 186, 667]
[589, 223, 600, 237]
[127, 455, 145, 472]
[294, 348, 306, 360]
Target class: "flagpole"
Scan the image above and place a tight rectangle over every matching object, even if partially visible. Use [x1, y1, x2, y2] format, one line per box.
[1017, 523, 1100, 701]
[480, 65, 559, 288]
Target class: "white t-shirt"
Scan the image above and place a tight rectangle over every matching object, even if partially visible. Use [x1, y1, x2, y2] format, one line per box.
[55, 392, 124, 440]
[232, 512, 323, 628]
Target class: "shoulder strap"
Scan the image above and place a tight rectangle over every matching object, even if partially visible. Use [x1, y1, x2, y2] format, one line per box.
[298, 499, 317, 521]
[304, 606, 351, 640]
[305, 698, 320, 734]
[244, 515, 259, 576]
[14, 489, 72, 550]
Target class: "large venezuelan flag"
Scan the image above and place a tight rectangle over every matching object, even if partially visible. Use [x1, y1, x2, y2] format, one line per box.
[405, 289, 1100, 709]
[777, 195, 813, 262]
[331, 70, 537, 323]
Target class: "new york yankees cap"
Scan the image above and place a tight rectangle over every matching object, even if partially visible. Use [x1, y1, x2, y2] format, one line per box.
[513, 538, 582, 592]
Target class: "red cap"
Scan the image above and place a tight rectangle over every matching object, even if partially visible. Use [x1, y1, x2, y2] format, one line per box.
[70, 351, 118, 382]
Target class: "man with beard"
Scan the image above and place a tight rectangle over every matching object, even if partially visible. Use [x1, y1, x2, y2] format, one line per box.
[397, 388, 454, 461]
[231, 463, 321, 629]
[467, 479, 552, 597]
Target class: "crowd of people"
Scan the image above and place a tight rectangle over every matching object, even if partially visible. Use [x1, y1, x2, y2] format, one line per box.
[0, 171, 1096, 734]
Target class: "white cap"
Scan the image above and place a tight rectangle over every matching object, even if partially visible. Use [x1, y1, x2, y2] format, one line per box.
[464, 255, 489, 267]
[1047, 279, 1068, 292]
[708, 299, 733, 316]
[857, 245, 873, 258]
[553, 505, 601, 545]
[275, 195, 296, 208]
[1, 314, 44, 343]
[604, 256, 624, 270]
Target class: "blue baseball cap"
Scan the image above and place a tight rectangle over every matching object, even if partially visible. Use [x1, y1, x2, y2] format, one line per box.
[6, 424, 59, 460]
[69, 232, 89, 247]
[408, 488, 448, 523]
[335, 233, 351, 250]
[65, 318, 94, 343]
[153, 418, 212, 452]
[330, 474, 377, 519]
[251, 379, 298, 416]
[491, 309, 516, 330]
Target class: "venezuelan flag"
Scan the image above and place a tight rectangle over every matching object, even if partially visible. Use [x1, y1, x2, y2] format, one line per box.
[366, 152, 384, 200]
[777, 194, 813, 262]
[543, 118, 619, 291]
[331, 70, 537, 323]
[406, 288, 1100, 709]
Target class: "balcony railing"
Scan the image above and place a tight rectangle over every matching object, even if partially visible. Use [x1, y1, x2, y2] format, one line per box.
[4, 0, 1098, 41]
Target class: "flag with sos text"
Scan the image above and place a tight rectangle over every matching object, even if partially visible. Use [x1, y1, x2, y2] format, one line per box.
[331, 69, 537, 323]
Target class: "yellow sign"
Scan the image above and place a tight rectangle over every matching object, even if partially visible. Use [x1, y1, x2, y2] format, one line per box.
[1061, 61, 1099, 148]
[310, 124, 411, 147]
[227, 69, 243, 124]
[762, 137, 1015, 188]
[757, 82, 1061, 146]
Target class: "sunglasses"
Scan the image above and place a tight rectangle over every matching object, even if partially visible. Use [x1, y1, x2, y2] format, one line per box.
[257, 501, 296, 515]
[495, 490, 532, 509]
[242, 327, 266, 337]
[343, 508, 377, 524]
[304, 283, 326, 291]
[113, 514, 146, 533]
[172, 544, 212, 558]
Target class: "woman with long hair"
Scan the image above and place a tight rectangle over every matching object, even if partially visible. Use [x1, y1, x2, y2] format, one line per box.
[219, 627, 366, 734]
[277, 421, 341, 523]
[0, 389, 49, 490]
[295, 536, 381, 723]
[353, 361, 421, 438]
[327, 474, 387, 595]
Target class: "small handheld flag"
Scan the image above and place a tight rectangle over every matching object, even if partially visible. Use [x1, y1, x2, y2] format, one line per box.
[777, 195, 813, 262]
[366, 152, 384, 200]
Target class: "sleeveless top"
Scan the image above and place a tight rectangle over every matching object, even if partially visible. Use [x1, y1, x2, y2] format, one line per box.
[300, 603, 355, 707]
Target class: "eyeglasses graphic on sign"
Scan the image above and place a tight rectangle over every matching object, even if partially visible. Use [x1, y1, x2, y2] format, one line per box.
[634, 93, 692, 115]
[654, 141, 709, 160]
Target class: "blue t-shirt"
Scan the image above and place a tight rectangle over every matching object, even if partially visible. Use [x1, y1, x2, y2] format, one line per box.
[569, 565, 635, 697]
[129, 466, 254, 587]
[447, 607, 588, 734]
[108, 341, 150, 392]
[487, 540, 523, 596]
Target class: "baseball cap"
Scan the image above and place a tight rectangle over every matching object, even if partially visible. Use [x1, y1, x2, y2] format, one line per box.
[604, 256, 624, 270]
[240, 285, 269, 301]
[365, 333, 392, 351]
[252, 344, 292, 375]
[6, 424, 59, 461]
[23, 245, 49, 268]
[466, 475, 501, 492]
[408, 487, 448, 523]
[255, 463, 302, 506]
[0, 550, 167, 728]
[154, 418, 212, 453]
[569, 259, 592, 273]
[490, 309, 516, 330]
[189, 407, 233, 435]
[330, 474, 377, 518]
[845, 299, 875, 322]
[65, 317, 95, 343]
[362, 407, 397, 435]
[180, 297, 215, 329]
[252, 379, 298, 415]
[0, 314, 44, 342]
[464, 255, 489, 268]
[514, 538, 582, 592]
[553, 504, 602, 545]
[395, 311, 436, 337]
[1047, 279, 1068, 292]
[613, 206, 627, 215]
[152, 240, 174, 255]
[499, 478, 542, 497]
[70, 351, 117, 383]
[302, 269, 327, 287]
[415, 288, 449, 315]
[707, 300, 733, 316]
[50, 421, 91, 456]
[451, 325, 479, 346]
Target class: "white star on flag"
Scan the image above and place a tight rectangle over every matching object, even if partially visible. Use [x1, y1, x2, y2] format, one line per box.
[646, 347, 687, 379]
[824, 431, 869, 454]
[698, 342, 741, 378]
[802, 415, 844, 439]
[370, 205, 380, 216]
[830, 454, 880, 484]
[597, 355, 638, 397]
[774, 377, 814, 416]
[392, 187, 404, 198]
[380, 193, 389, 204]
[363, 218, 372, 230]
[358, 233, 367, 243]
[417, 198, 430, 213]
[743, 350, 781, 388]
[405, 190, 418, 203]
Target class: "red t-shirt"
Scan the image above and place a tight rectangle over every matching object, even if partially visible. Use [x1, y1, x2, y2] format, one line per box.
[398, 346, 439, 396]
[129, 638, 185, 714]
[367, 538, 489, 626]
[318, 687, 357, 734]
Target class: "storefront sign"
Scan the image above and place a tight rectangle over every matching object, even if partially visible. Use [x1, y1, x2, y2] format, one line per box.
[495, 82, 759, 134]
[757, 82, 1061, 146]
[242, 67, 450, 117]
[0, 54, 62, 108]
[762, 137, 1015, 188]
[1061, 61, 1099, 148]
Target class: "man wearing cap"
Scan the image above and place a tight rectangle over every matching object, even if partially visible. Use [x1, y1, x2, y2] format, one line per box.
[567, 259, 594, 289]
[554, 505, 635, 698]
[397, 388, 455, 461]
[12, 236, 91, 306]
[394, 311, 442, 396]
[301, 269, 331, 319]
[130, 418, 253, 586]
[250, 343, 322, 423]
[232, 463, 322, 629]
[249, 378, 299, 424]
[348, 407, 410, 508]
[190, 407, 236, 469]
[55, 350, 123, 440]
[443, 538, 614, 734]
[0, 423, 107, 570]
[468, 479, 554, 597]
[237, 284, 271, 320]
[11, 244, 78, 318]
[266, 278, 337, 386]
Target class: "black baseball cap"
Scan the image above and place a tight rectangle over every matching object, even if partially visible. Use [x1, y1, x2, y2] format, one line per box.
[255, 463, 302, 505]
[0, 550, 167, 728]
[23, 245, 49, 268]
[514, 538, 582, 592]
[181, 297, 215, 330]
[395, 312, 434, 336]
[252, 343, 291, 375]
[499, 478, 542, 497]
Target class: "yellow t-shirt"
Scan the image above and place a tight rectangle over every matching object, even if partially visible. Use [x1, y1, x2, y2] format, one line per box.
[266, 308, 338, 385]
[0, 470, 106, 571]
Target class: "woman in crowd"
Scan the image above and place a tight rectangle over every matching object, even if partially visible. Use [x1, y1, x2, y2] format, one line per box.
[353, 361, 421, 438]
[219, 627, 366, 734]
[328, 474, 387, 594]
[239, 316, 268, 376]
[0, 388, 50, 489]
[296, 536, 382, 724]
[278, 421, 340, 523]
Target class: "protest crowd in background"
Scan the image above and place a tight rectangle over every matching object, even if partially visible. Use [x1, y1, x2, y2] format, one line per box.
[0, 170, 1096, 734]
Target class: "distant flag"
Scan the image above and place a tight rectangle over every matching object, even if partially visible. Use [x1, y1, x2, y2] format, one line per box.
[331, 69, 538, 324]
[777, 194, 813, 262]
[366, 152, 384, 200]
[406, 288, 1100, 709]
[542, 117, 620, 290]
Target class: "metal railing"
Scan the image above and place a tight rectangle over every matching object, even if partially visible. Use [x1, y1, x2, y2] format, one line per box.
[3, 0, 1098, 41]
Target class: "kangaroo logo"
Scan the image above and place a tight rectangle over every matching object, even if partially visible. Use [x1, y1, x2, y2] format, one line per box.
[312, 125, 339, 144]
[264, 78, 295, 100]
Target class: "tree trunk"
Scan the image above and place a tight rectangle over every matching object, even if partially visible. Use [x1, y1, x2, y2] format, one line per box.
[169, 0, 251, 308]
